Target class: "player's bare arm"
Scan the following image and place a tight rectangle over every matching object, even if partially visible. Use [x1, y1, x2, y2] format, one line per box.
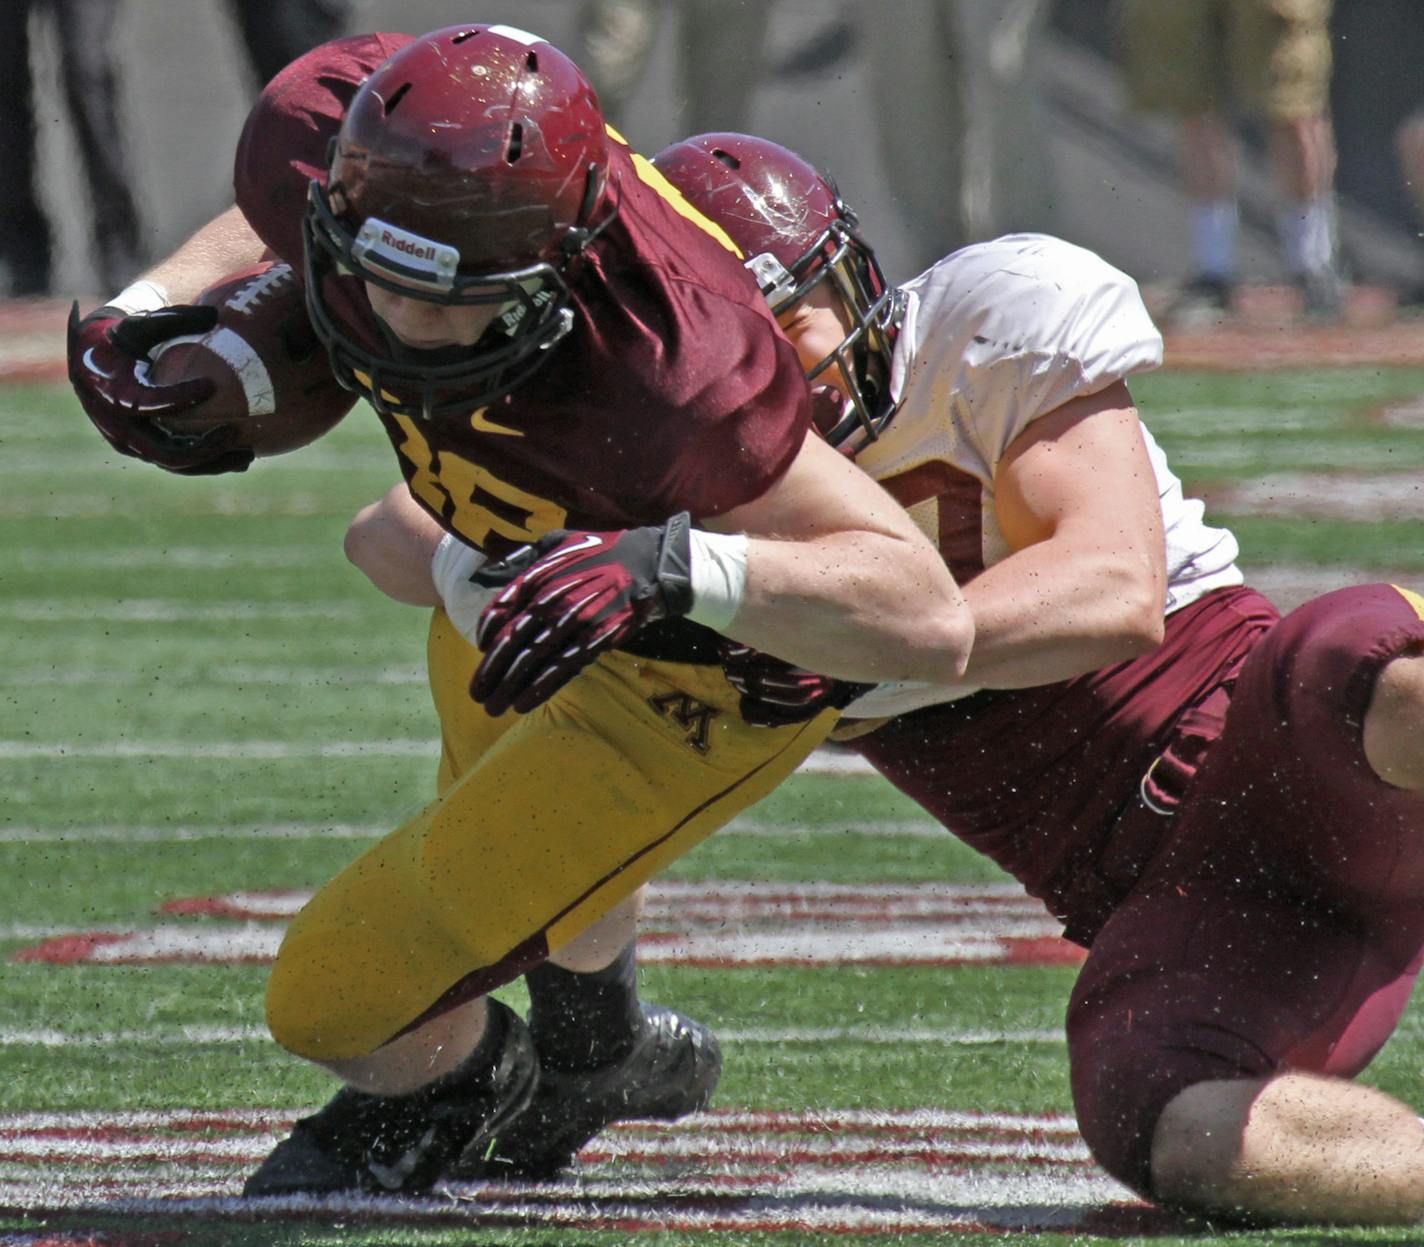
[430, 435, 972, 716]
[957, 380, 1166, 690]
[705, 430, 972, 686]
[1151, 1071, 1424, 1225]
[346, 434, 962, 720]
[346, 484, 445, 607]
[133, 204, 268, 304]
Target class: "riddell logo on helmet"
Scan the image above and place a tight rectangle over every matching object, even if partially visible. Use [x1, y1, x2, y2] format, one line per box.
[353, 217, 461, 288]
[380, 229, 437, 261]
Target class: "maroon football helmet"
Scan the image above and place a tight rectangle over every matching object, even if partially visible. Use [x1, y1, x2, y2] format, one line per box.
[304, 25, 615, 417]
[652, 132, 901, 447]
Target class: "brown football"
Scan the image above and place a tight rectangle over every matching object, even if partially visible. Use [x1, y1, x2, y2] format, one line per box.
[148, 261, 357, 457]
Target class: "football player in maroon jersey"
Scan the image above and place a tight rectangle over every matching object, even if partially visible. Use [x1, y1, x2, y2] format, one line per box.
[65, 29, 971, 1198]
[645, 132, 1424, 1226]
[336, 122, 1424, 1222]
[352, 129, 1424, 1224]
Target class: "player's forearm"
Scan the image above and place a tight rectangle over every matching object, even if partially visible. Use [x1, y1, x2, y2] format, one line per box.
[841, 537, 1163, 718]
[958, 537, 1165, 688]
[697, 429, 973, 685]
[723, 531, 974, 686]
[132, 206, 268, 304]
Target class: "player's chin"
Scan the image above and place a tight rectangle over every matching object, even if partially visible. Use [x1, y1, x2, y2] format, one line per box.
[387, 340, 475, 366]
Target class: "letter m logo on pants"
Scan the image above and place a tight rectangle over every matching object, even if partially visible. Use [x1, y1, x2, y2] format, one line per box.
[647, 692, 718, 754]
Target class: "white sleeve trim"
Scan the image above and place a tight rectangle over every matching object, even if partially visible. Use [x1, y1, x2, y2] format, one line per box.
[842, 679, 982, 718]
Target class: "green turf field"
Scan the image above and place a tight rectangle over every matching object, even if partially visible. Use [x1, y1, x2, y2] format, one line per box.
[5, 369, 1424, 1245]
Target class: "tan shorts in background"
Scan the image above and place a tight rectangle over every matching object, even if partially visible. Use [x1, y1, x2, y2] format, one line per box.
[1117, 0, 1333, 120]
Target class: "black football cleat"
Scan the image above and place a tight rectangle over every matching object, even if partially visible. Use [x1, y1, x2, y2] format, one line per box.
[243, 999, 537, 1197]
[461, 1003, 722, 1180]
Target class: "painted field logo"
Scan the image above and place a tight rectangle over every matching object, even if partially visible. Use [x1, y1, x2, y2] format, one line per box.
[12, 882, 1087, 969]
[0, 1107, 1161, 1235]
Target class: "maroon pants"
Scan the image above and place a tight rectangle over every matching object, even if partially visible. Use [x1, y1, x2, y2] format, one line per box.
[1069, 584, 1424, 1194]
[860, 584, 1424, 1196]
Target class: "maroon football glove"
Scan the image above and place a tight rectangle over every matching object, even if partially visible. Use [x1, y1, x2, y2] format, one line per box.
[720, 641, 875, 727]
[66, 302, 254, 475]
[470, 516, 695, 716]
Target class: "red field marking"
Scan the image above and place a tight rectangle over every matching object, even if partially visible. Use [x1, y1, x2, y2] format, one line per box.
[0, 299, 71, 384]
[157, 881, 1057, 924]
[10, 933, 130, 965]
[1163, 319, 1424, 371]
[12, 926, 279, 967]
[1201, 473, 1424, 523]
[20, 882, 1087, 969]
[157, 891, 302, 921]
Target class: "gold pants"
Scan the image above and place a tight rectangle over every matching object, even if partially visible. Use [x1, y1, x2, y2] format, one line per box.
[266, 609, 836, 1060]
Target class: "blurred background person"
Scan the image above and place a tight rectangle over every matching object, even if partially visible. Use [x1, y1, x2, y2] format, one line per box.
[223, 0, 352, 89]
[861, 0, 1059, 276]
[0, 0, 143, 297]
[1116, 0, 1344, 322]
[1395, 107, 1424, 307]
[578, 0, 770, 134]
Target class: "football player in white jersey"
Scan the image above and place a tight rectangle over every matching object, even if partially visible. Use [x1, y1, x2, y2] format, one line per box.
[344, 134, 1424, 1223]
[643, 133, 1424, 1226]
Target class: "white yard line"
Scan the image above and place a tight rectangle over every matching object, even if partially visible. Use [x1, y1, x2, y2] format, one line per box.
[0, 496, 345, 519]
[0, 739, 439, 759]
[0, 741, 879, 774]
[3, 600, 369, 623]
[0, 1025, 1061, 1049]
[9, 879, 1079, 970]
[12, 546, 333, 570]
[0, 665, 425, 687]
[0, 815, 936, 844]
[14, 925, 1076, 969]
[0, 1105, 1142, 1232]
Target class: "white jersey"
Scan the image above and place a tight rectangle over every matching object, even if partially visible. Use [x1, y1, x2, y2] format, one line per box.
[845, 234, 1241, 718]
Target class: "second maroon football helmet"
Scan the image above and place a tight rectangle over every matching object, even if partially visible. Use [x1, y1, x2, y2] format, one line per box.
[304, 24, 616, 417]
[652, 132, 901, 446]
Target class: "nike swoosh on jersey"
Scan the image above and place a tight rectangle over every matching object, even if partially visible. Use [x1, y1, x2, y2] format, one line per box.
[470, 406, 524, 437]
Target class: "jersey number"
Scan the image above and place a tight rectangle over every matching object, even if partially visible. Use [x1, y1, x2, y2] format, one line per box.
[370, 133, 729, 550]
[391, 412, 567, 547]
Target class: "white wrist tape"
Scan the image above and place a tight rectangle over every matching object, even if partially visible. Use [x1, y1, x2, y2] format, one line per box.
[431, 532, 493, 646]
[685, 529, 749, 633]
[108, 280, 171, 316]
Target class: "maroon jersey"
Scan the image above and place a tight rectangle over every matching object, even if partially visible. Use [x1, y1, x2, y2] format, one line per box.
[233, 35, 810, 562]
